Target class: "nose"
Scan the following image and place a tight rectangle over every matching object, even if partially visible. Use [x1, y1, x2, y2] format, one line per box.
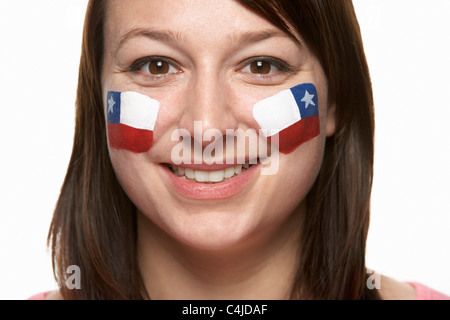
[177, 70, 238, 148]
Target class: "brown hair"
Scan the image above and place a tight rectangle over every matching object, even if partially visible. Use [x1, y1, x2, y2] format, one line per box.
[48, 0, 378, 299]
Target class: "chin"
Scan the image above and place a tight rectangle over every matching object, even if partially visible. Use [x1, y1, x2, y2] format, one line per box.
[156, 207, 260, 251]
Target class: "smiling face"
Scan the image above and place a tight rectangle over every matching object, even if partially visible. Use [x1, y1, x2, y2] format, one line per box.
[101, 0, 335, 250]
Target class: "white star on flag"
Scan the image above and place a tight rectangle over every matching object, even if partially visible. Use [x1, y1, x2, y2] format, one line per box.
[108, 95, 116, 113]
[301, 90, 315, 109]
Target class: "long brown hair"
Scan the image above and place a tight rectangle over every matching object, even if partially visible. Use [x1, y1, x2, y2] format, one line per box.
[48, 0, 378, 299]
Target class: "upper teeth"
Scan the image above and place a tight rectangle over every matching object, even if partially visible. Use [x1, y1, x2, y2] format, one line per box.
[170, 163, 251, 183]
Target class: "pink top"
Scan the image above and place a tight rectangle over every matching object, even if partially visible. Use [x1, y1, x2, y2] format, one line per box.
[407, 282, 450, 300]
[28, 282, 450, 300]
[28, 291, 53, 300]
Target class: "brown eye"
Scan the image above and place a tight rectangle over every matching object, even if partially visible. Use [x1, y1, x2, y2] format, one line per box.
[250, 60, 271, 74]
[147, 60, 170, 74]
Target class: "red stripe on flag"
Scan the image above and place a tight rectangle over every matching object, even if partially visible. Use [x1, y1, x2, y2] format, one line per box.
[269, 115, 320, 154]
[107, 123, 154, 153]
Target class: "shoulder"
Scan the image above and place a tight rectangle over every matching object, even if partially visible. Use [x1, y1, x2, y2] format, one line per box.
[378, 275, 416, 300]
[45, 290, 63, 300]
[27, 290, 63, 300]
[378, 275, 450, 300]
[406, 281, 450, 300]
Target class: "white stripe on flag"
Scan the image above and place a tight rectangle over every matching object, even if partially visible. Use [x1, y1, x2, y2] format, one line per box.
[120, 91, 160, 131]
[252, 89, 301, 136]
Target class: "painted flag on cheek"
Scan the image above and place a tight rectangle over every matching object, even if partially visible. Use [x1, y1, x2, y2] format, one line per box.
[107, 91, 160, 153]
[252, 83, 320, 154]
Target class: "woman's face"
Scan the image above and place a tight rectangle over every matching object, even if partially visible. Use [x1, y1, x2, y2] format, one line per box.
[102, 0, 335, 250]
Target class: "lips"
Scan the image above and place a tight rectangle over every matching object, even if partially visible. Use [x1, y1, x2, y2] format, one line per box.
[160, 161, 259, 200]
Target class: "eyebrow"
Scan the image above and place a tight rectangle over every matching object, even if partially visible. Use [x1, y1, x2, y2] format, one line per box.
[229, 29, 294, 47]
[117, 29, 186, 51]
[116, 28, 296, 54]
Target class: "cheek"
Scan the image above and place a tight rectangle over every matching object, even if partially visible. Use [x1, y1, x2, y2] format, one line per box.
[108, 150, 146, 192]
[251, 134, 324, 236]
[253, 83, 321, 155]
[227, 87, 266, 129]
[105, 91, 160, 154]
[108, 149, 161, 213]
[150, 95, 182, 140]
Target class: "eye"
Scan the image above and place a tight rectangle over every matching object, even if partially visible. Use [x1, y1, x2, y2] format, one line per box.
[240, 57, 293, 76]
[249, 60, 273, 74]
[140, 59, 177, 75]
[129, 56, 180, 76]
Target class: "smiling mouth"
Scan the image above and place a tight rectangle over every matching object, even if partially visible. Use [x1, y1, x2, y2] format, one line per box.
[167, 160, 258, 184]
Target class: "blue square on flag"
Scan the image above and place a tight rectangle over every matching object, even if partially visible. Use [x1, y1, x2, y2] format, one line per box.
[291, 83, 319, 118]
[107, 91, 121, 124]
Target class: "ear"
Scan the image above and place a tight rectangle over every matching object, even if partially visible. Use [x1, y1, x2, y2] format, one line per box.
[325, 103, 336, 137]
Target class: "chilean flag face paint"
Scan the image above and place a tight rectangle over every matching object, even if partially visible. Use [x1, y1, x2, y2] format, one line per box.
[107, 91, 160, 153]
[253, 83, 320, 154]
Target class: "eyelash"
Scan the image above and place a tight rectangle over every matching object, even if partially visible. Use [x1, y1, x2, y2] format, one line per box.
[128, 56, 180, 74]
[239, 56, 295, 74]
[127, 55, 296, 81]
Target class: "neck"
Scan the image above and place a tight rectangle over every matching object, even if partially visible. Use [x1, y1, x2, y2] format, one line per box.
[137, 204, 304, 300]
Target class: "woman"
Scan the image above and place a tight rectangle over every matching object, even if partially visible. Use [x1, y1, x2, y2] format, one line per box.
[32, 0, 448, 300]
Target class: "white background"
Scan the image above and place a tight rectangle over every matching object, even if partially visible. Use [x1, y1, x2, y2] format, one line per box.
[0, 0, 449, 300]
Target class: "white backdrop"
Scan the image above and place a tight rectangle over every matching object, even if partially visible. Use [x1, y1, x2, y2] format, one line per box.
[0, 0, 449, 300]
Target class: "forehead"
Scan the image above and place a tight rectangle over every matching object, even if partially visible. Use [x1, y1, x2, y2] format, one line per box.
[104, 0, 293, 46]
